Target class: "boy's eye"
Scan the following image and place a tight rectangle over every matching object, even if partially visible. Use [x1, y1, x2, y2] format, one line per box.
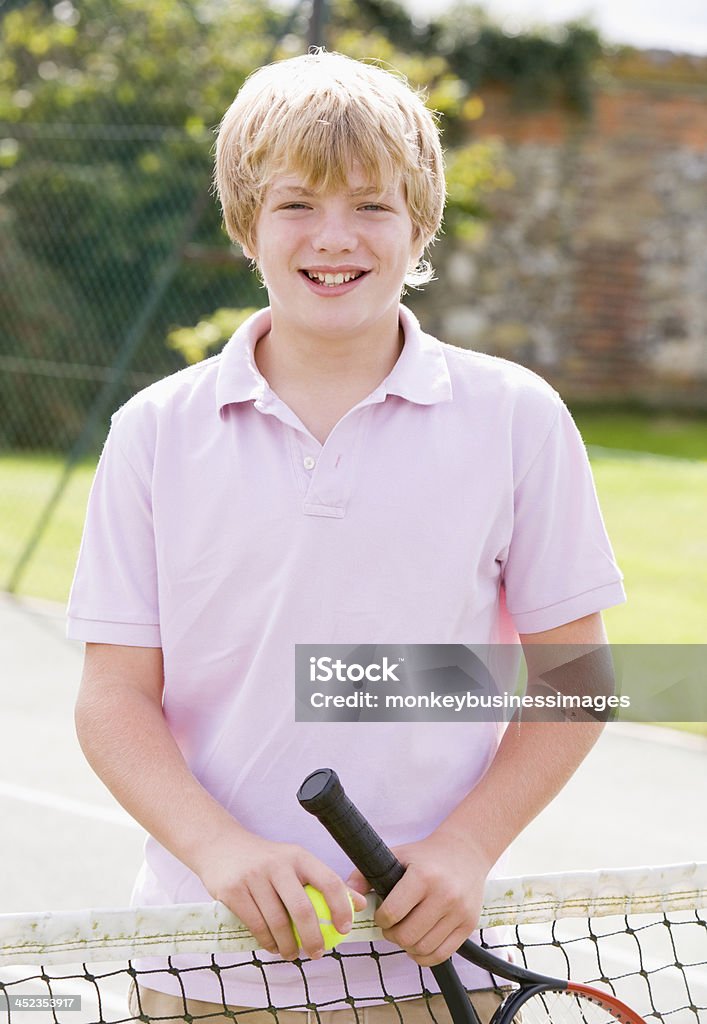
[275, 200, 390, 212]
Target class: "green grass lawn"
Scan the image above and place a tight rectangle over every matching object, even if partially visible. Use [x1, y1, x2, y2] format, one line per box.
[0, 454, 95, 606]
[576, 410, 707, 648]
[573, 409, 707, 461]
[594, 457, 707, 644]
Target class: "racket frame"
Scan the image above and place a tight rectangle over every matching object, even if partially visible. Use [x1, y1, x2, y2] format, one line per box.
[489, 981, 646, 1023]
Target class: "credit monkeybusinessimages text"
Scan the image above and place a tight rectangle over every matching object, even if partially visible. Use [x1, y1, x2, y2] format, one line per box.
[309, 689, 631, 713]
[296, 644, 705, 723]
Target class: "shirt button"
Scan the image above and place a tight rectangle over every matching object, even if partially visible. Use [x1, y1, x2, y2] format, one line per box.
[303, 455, 316, 470]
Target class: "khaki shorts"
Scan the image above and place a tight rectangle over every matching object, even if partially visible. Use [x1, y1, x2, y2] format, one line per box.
[131, 983, 509, 1024]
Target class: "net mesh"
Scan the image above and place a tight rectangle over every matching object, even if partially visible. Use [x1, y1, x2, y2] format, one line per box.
[0, 864, 704, 1024]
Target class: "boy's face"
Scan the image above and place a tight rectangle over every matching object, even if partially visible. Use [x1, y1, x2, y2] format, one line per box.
[244, 165, 422, 343]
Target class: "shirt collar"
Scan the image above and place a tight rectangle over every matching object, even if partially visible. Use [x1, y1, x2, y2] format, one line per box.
[215, 304, 452, 413]
[385, 306, 453, 405]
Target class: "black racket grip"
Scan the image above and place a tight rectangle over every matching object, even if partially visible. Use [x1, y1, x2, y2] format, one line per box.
[298, 768, 484, 1024]
[297, 768, 405, 898]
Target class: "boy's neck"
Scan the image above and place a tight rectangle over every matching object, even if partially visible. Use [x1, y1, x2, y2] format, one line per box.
[254, 304, 404, 394]
[253, 304, 405, 445]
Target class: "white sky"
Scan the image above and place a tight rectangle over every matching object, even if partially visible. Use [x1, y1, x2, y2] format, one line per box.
[400, 0, 707, 55]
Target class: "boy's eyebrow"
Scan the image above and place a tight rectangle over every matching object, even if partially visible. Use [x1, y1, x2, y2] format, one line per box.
[270, 185, 392, 198]
[269, 187, 316, 197]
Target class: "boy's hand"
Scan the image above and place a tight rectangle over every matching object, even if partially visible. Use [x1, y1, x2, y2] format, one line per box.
[196, 830, 367, 961]
[346, 828, 490, 968]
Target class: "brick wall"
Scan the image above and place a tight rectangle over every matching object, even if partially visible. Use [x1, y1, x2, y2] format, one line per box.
[410, 53, 707, 408]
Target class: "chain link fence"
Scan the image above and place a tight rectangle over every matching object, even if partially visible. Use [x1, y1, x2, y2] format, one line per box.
[1, 120, 265, 597]
[0, 0, 310, 600]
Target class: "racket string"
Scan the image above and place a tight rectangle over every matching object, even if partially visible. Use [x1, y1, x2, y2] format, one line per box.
[503, 989, 635, 1023]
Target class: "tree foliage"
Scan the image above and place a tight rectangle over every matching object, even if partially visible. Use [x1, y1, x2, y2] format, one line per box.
[338, 0, 602, 114]
[0, 0, 284, 446]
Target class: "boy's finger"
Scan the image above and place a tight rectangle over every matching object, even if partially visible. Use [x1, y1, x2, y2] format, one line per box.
[250, 881, 307, 961]
[281, 884, 329, 959]
[349, 888, 369, 912]
[225, 889, 278, 956]
[406, 921, 472, 967]
[392, 912, 459, 960]
[311, 879, 357, 937]
[375, 871, 424, 931]
[345, 869, 371, 898]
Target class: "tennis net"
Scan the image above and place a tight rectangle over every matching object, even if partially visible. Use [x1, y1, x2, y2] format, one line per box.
[0, 863, 705, 1024]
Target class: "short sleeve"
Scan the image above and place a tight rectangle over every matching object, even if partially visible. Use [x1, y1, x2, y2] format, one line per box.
[502, 401, 625, 633]
[67, 410, 161, 646]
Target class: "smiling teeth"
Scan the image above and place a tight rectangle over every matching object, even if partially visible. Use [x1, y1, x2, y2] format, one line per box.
[306, 271, 363, 286]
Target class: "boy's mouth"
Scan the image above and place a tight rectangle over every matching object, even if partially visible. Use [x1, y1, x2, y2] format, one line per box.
[301, 269, 368, 289]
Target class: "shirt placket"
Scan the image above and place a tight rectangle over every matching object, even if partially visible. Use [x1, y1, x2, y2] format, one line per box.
[292, 405, 374, 518]
[254, 386, 382, 517]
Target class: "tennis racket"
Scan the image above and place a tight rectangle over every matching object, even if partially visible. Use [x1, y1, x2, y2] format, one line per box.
[297, 768, 645, 1024]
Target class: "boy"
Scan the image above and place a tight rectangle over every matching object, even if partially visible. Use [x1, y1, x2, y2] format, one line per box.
[69, 50, 625, 1024]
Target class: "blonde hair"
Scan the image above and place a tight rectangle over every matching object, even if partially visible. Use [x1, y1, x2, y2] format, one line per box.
[214, 50, 446, 287]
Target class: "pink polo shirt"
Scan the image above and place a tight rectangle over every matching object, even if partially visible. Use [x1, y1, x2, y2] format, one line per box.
[68, 305, 624, 1006]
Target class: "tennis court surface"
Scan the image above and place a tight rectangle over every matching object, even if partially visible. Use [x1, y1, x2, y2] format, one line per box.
[1, 595, 705, 1022]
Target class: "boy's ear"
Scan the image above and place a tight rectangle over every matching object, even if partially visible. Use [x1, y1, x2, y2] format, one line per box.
[410, 228, 425, 266]
[409, 241, 425, 271]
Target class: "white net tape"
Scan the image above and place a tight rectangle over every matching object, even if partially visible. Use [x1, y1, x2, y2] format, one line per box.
[1, 862, 704, 967]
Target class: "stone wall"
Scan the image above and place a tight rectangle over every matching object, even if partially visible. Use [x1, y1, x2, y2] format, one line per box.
[409, 53, 707, 409]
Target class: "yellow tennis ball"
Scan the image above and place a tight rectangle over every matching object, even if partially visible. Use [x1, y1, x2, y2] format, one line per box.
[292, 885, 355, 951]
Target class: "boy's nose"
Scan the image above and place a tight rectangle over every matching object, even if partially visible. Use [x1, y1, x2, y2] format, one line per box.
[311, 213, 357, 252]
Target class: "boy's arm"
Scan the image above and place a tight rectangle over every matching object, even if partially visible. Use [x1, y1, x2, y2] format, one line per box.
[75, 642, 363, 960]
[347, 612, 609, 968]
